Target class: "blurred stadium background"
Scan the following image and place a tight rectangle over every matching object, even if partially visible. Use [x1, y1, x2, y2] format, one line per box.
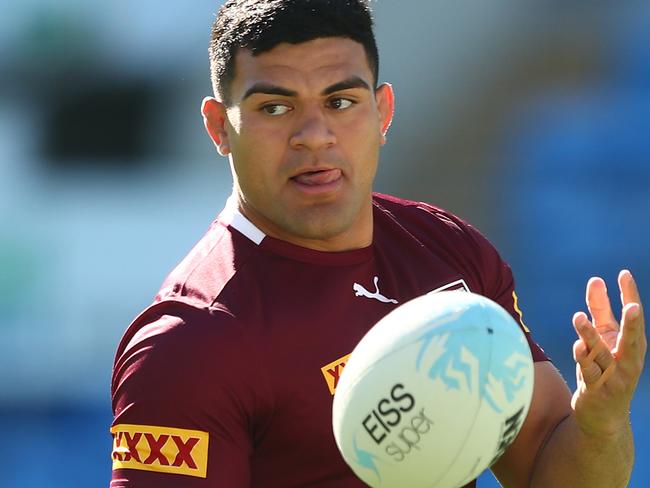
[1, 1, 648, 486]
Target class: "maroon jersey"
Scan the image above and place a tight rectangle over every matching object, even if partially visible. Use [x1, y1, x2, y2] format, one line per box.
[110, 193, 547, 487]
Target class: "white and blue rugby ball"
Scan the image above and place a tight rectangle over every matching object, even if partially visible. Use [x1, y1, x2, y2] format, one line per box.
[332, 291, 534, 488]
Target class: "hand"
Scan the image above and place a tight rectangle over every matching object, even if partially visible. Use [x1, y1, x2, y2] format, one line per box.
[571, 269, 647, 437]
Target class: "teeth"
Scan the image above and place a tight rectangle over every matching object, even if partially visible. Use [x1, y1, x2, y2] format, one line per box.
[294, 169, 341, 186]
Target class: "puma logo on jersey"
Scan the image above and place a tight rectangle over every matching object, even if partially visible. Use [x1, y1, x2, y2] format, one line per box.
[353, 276, 398, 304]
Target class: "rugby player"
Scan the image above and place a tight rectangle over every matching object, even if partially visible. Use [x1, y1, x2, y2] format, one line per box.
[110, 1, 647, 486]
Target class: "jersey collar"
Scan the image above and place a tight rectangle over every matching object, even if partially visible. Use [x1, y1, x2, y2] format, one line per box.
[219, 194, 266, 245]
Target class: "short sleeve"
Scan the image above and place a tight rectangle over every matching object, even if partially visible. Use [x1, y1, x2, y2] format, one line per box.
[457, 221, 549, 363]
[110, 302, 269, 487]
[410, 201, 550, 364]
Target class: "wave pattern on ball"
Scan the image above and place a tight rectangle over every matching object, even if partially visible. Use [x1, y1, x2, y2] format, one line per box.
[415, 304, 531, 414]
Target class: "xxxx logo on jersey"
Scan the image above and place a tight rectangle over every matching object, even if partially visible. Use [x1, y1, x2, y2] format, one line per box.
[321, 353, 351, 395]
[111, 424, 209, 478]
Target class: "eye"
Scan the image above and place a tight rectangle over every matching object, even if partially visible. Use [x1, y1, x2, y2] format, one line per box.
[328, 98, 354, 111]
[261, 104, 291, 116]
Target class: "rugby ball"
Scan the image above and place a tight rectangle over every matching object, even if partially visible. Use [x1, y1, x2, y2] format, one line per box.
[332, 291, 534, 488]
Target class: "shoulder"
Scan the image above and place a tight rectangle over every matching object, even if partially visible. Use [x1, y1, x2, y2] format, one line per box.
[372, 192, 495, 257]
[112, 300, 265, 420]
[110, 301, 266, 484]
[154, 217, 260, 308]
[372, 192, 514, 297]
[115, 300, 243, 361]
[114, 299, 254, 376]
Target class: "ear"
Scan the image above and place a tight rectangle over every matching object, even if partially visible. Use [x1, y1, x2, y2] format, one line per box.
[375, 83, 395, 145]
[201, 96, 231, 156]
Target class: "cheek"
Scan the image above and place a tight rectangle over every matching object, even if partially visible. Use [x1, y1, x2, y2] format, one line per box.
[229, 125, 289, 189]
[236, 116, 288, 157]
[345, 103, 381, 139]
[230, 117, 269, 154]
[337, 112, 381, 163]
[226, 107, 242, 134]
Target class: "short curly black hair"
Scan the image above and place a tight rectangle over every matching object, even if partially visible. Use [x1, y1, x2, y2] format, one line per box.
[209, 0, 379, 105]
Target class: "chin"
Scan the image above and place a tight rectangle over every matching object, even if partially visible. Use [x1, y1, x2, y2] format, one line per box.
[292, 213, 359, 244]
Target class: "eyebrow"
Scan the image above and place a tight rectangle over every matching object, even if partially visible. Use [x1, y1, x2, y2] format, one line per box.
[322, 76, 372, 95]
[242, 83, 297, 100]
[241, 76, 372, 101]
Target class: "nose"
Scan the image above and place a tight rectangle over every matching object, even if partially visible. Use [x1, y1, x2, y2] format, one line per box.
[289, 107, 337, 150]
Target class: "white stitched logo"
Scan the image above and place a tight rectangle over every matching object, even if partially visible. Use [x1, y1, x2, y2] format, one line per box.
[353, 276, 398, 304]
[427, 278, 470, 295]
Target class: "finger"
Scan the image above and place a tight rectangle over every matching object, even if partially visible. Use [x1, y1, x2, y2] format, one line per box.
[616, 302, 647, 355]
[573, 312, 616, 387]
[573, 311, 606, 352]
[619, 269, 643, 309]
[586, 277, 618, 332]
[573, 312, 616, 368]
[573, 337, 587, 363]
[572, 335, 616, 390]
[573, 339, 601, 384]
[617, 270, 646, 350]
[593, 363, 616, 389]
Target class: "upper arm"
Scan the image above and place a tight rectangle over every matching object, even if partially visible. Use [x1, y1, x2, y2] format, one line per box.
[491, 361, 572, 488]
[460, 218, 572, 485]
[111, 308, 263, 487]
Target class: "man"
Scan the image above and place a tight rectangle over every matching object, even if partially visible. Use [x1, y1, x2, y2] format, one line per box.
[110, 1, 646, 486]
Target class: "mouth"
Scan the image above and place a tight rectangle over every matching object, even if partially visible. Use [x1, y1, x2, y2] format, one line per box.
[291, 168, 342, 186]
[289, 168, 344, 196]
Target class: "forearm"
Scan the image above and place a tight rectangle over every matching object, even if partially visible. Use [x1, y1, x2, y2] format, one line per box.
[530, 412, 634, 488]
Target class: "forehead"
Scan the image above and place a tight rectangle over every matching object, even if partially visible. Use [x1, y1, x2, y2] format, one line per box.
[230, 37, 373, 99]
